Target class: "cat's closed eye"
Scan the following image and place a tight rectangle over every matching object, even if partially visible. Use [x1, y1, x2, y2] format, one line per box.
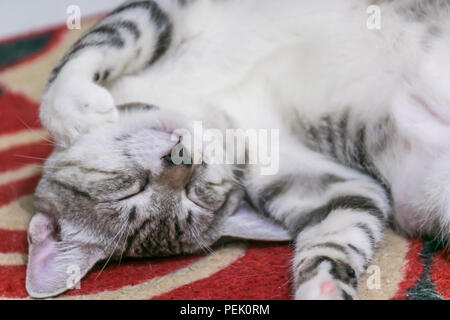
[116, 175, 150, 201]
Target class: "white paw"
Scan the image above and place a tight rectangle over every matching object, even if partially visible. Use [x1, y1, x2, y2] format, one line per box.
[40, 77, 118, 148]
[295, 260, 358, 300]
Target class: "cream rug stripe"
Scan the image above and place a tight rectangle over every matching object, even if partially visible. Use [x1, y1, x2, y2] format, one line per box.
[0, 164, 42, 186]
[0, 129, 50, 152]
[0, 195, 34, 230]
[358, 229, 409, 300]
[57, 243, 247, 300]
[0, 253, 27, 266]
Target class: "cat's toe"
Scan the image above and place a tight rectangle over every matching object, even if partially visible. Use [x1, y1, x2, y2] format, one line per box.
[294, 259, 358, 300]
[320, 280, 336, 294]
[80, 82, 116, 115]
[296, 277, 358, 300]
[41, 79, 118, 146]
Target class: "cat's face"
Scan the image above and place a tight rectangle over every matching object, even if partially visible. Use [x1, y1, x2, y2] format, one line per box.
[26, 109, 241, 298]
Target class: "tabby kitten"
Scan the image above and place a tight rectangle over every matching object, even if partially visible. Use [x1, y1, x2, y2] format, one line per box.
[27, 0, 450, 299]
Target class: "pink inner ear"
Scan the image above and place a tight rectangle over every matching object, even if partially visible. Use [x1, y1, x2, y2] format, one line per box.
[26, 213, 67, 298]
[28, 213, 56, 244]
[27, 213, 59, 281]
[30, 237, 57, 270]
[26, 214, 105, 298]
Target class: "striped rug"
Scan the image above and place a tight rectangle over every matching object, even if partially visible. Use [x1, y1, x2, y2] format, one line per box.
[0, 18, 448, 300]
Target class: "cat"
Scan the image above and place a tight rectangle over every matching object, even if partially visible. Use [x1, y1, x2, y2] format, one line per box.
[26, 0, 450, 299]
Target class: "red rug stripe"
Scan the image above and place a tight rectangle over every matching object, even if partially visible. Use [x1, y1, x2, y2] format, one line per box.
[431, 250, 450, 299]
[63, 254, 204, 297]
[0, 175, 41, 207]
[153, 243, 293, 300]
[0, 229, 27, 253]
[0, 91, 41, 135]
[0, 253, 203, 298]
[0, 141, 52, 173]
[391, 239, 424, 300]
[0, 265, 27, 298]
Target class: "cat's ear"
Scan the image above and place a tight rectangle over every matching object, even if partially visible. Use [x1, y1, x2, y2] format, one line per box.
[219, 204, 292, 241]
[26, 213, 105, 299]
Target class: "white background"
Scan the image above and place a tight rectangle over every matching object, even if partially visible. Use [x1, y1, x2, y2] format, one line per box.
[0, 0, 124, 39]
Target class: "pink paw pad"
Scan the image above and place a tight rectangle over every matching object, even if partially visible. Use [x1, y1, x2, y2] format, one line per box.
[320, 281, 336, 294]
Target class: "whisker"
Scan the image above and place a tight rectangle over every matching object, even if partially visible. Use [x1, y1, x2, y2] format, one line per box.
[95, 222, 128, 279]
[14, 155, 50, 161]
[14, 116, 55, 144]
[118, 226, 131, 266]
[14, 116, 66, 149]
[190, 225, 215, 255]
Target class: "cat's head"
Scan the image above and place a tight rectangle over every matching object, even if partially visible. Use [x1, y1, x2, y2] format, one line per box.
[26, 105, 290, 298]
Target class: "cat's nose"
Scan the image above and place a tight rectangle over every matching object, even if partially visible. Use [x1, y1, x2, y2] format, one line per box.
[156, 159, 196, 190]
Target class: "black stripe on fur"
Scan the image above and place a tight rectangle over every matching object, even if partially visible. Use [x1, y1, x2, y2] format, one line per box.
[294, 195, 384, 234]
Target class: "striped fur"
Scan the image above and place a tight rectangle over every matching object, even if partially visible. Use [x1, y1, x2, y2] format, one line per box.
[246, 149, 390, 299]
[48, 0, 173, 85]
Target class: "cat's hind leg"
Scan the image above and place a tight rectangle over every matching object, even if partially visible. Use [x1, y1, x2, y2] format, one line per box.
[293, 194, 386, 300]
[250, 153, 390, 300]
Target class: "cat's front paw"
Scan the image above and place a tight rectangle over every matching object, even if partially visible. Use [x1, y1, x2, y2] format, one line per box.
[40, 78, 118, 148]
[294, 257, 358, 300]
